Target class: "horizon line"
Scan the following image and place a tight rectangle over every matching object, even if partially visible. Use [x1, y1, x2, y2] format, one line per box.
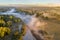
[0, 3, 60, 7]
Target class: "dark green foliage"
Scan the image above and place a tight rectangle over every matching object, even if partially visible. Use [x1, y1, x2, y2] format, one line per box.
[0, 15, 26, 40]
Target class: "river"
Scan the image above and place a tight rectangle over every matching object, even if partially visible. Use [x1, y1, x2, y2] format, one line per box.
[0, 8, 47, 40]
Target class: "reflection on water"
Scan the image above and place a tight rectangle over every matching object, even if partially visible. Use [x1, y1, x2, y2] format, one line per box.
[0, 8, 47, 40]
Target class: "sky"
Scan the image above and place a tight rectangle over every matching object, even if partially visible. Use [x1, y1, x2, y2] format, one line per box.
[0, 0, 60, 5]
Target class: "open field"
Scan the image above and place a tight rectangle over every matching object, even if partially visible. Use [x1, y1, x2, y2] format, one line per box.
[0, 7, 60, 40]
[16, 7, 60, 40]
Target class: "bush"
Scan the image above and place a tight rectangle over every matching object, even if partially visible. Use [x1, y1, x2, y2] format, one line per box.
[45, 17, 49, 20]
[0, 15, 26, 40]
[0, 27, 11, 37]
[14, 18, 21, 23]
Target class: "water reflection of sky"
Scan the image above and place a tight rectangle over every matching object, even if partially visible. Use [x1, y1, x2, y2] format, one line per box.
[0, 8, 36, 40]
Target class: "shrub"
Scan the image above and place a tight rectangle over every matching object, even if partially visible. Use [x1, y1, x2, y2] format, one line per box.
[45, 16, 49, 20]
[0, 27, 11, 37]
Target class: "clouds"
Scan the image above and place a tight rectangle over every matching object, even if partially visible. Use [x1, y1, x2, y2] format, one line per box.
[0, 0, 20, 4]
[0, 0, 60, 4]
[19, 0, 60, 4]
